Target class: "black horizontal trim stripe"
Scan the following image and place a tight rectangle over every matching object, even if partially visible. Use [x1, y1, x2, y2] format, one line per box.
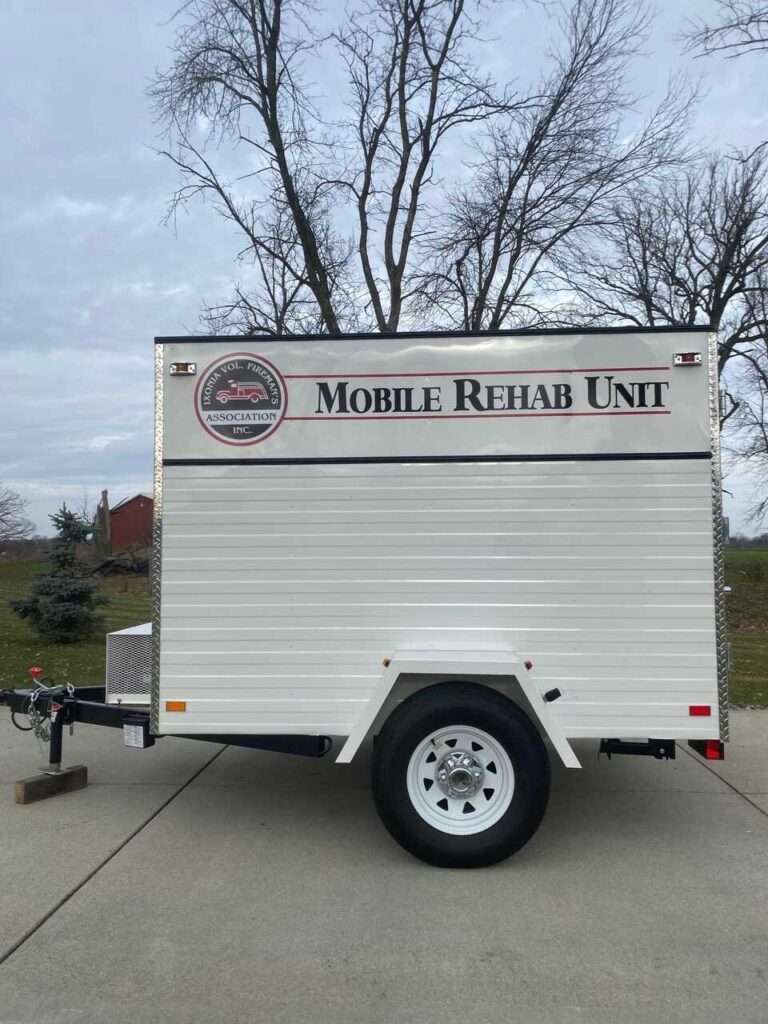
[163, 451, 712, 468]
[155, 324, 709, 344]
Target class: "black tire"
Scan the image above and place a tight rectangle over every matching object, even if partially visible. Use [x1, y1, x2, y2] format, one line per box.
[372, 683, 550, 868]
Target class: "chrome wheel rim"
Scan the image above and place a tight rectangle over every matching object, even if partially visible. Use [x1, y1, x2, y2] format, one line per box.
[406, 725, 515, 835]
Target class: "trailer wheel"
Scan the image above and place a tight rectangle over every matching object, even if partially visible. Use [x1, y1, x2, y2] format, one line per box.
[372, 683, 550, 868]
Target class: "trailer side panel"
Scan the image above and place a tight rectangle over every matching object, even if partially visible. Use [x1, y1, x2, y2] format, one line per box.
[154, 329, 722, 742]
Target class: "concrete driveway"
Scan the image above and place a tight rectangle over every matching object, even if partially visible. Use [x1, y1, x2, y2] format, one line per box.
[0, 709, 766, 1024]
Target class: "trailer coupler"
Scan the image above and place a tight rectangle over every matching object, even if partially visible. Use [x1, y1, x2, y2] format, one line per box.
[599, 738, 676, 760]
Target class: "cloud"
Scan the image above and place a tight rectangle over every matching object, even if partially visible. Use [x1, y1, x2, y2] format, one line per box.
[26, 195, 108, 223]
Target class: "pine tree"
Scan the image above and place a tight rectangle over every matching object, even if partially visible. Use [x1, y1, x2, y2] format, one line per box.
[11, 504, 108, 643]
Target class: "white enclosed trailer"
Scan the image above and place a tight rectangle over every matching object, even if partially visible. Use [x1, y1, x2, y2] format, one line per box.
[139, 326, 727, 865]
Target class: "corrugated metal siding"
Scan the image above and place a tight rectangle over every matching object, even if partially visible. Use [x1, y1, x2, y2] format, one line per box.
[158, 459, 718, 737]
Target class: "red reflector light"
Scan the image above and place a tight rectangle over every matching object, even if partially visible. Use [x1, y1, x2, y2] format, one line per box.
[689, 705, 711, 717]
[524, 660, 533, 671]
[688, 738, 725, 760]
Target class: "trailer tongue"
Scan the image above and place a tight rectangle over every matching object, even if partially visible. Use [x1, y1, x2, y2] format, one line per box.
[1, 677, 331, 802]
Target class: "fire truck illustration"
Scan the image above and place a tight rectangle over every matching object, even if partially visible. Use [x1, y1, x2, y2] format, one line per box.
[215, 379, 269, 404]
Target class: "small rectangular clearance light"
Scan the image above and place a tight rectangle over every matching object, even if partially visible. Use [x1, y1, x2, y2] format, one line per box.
[689, 705, 711, 717]
[169, 362, 197, 376]
[165, 700, 187, 712]
[673, 352, 702, 366]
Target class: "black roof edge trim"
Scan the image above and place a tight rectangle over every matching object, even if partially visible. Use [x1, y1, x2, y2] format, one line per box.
[164, 452, 712, 468]
[155, 324, 710, 344]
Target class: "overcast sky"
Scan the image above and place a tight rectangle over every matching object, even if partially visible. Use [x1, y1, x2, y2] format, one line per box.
[1, 0, 766, 534]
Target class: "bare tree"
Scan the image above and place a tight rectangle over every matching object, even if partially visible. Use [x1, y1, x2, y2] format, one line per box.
[412, 0, 693, 331]
[201, 198, 346, 334]
[335, 0, 512, 331]
[557, 148, 768, 516]
[0, 485, 34, 543]
[151, 0, 350, 334]
[152, 0, 513, 334]
[153, 0, 692, 334]
[559, 148, 768, 405]
[685, 1, 768, 59]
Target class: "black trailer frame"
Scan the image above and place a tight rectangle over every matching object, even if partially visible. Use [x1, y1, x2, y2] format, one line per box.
[3, 684, 721, 795]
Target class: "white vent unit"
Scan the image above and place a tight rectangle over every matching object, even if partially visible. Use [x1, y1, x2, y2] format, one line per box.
[106, 623, 152, 705]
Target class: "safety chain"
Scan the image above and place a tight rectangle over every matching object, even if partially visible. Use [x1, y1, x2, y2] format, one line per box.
[12, 679, 75, 744]
[26, 688, 51, 743]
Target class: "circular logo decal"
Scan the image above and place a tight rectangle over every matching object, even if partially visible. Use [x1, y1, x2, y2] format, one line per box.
[195, 352, 287, 445]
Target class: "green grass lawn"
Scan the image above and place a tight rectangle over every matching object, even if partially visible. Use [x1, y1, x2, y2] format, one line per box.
[0, 559, 150, 689]
[725, 547, 768, 705]
[0, 549, 765, 703]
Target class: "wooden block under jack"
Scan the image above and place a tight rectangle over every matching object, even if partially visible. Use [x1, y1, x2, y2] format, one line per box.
[14, 766, 88, 805]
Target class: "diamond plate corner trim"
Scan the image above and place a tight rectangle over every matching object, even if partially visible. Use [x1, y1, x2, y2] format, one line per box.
[709, 331, 729, 742]
[150, 343, 164, 735]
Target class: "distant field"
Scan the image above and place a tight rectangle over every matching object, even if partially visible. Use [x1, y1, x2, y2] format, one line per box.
[0, 549, 766, 703]
[0, 559, 150, 689]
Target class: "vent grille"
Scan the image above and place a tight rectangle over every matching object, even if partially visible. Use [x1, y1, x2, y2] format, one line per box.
[106, 623, 152, 705]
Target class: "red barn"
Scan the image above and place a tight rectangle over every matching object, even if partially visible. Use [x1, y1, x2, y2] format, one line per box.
[110, 494, 153, 552]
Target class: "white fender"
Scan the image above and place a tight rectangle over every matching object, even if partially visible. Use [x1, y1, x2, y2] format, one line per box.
[336, 650, 581, 768]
